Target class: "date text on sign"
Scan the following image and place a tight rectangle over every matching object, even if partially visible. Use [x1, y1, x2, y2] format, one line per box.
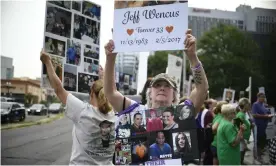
[113, 2, 188, 52]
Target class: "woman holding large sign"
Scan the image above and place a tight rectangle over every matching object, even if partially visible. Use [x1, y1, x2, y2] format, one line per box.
[104, 29, 208, 164]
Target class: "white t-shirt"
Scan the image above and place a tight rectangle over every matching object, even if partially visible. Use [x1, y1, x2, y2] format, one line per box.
[65, 94, 116, 165]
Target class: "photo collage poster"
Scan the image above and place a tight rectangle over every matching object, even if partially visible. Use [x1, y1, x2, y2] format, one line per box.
[42, 0, 101, 93]
[115, 104, 199, 165]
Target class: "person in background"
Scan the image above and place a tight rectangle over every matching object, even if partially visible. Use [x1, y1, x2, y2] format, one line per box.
[236, 98, 251, 164]
[211, 101, 228, 166]
[252, 92, 273, 162]
[40, 51, 115, 165]
[140, 77, 153, 105]
[201, 99, 216, 165]
[217, 104, 245, 165]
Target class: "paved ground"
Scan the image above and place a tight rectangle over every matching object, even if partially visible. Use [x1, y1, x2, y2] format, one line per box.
[243, 133, 271, 165]
[1, 113, 57, 125]
[1, 117, 72, 165]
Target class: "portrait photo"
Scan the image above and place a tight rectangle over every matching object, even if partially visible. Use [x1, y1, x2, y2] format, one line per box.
[73, 13, 100, 44]
[63, 64, 77, 92]
[177, 104, 194, 120]
[162, 107, 179, 130]
[44, 36, 65, 57]
[78, 73, 98, 93]
[116, 114, 131, 138]
[146, 109, 163, 132]
[46, 4, 71, 38]
[130, 111, 147, 135]
[172, 132, 191, 158]
[115, 140, 132, 165]
[222, 88, 235, 103]
[66, 40, 81, 66]
[148, 130, 173, 161]
[99, 120, 113, 148]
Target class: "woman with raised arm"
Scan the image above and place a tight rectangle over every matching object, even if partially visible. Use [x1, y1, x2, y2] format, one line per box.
[40, 52, 115, 165]
[104, 29, 208, 116]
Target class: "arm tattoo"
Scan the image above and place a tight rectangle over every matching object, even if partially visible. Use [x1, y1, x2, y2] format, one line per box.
[193, 69, 202, 85]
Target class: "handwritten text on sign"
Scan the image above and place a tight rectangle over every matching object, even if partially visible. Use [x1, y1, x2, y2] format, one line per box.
[113, 3, 188, 52]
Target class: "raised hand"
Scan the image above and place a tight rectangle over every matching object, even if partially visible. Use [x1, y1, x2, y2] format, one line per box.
[104, 40, 117, 57]
[184, 29, 198, 65]
[40, 49, 51, 64]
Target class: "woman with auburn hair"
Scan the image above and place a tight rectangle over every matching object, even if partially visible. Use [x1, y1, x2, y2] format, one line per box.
[40, 51, 115, 165]
[211, 101, 228, 165]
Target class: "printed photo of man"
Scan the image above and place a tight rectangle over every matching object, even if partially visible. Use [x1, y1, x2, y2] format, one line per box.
[149, 131, 172, 160]
[99, 120, 113, 147]
[131, 112, 146, 134]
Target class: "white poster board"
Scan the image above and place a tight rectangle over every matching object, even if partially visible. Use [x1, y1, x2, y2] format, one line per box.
[113, 1, 188, 52]
[42, 0, 101, 93]
[145, 159, 182, 166]
[167, 54, 182, 90]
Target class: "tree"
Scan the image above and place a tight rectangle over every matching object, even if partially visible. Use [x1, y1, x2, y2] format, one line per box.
[257, 31, 276, 106]
[197, 24, 264, 99]
[24, 93, 34, 107]
[147, 51, 168, 77]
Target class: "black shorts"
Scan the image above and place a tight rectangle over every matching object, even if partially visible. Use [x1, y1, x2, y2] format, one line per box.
[211, 145, 217, 158]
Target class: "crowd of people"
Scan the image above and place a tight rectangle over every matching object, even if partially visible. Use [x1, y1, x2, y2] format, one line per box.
[40, 28, 275, 165]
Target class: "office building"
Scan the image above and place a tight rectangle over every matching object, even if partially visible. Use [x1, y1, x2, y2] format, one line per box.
[1, 56, 14, 79]
[188, 7, 245, 39]
[236, 5, 276, 33]
[188, 5, 276, 39]
[115, 53, 139, 95]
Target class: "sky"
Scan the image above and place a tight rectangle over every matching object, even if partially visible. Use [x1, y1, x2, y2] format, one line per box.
[1, 0, 275, 93]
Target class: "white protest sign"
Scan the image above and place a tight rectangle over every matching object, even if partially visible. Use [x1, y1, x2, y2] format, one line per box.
[167, 54, 182, 90]
[113, 2, 188, 52]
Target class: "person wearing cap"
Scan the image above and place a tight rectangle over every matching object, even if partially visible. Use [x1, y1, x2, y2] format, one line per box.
[103, 29, 208, 117]
[40, 51, 115, 165]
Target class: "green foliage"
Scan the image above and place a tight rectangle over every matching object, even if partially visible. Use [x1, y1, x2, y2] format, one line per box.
[147, 51, 168, 77]
[197, 24, 263, 98]
[24, 93, 34, 107]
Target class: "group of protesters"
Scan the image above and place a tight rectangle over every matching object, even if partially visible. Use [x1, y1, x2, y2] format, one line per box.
[40, 27, 275, 165]
[194, 91, 275, 165]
